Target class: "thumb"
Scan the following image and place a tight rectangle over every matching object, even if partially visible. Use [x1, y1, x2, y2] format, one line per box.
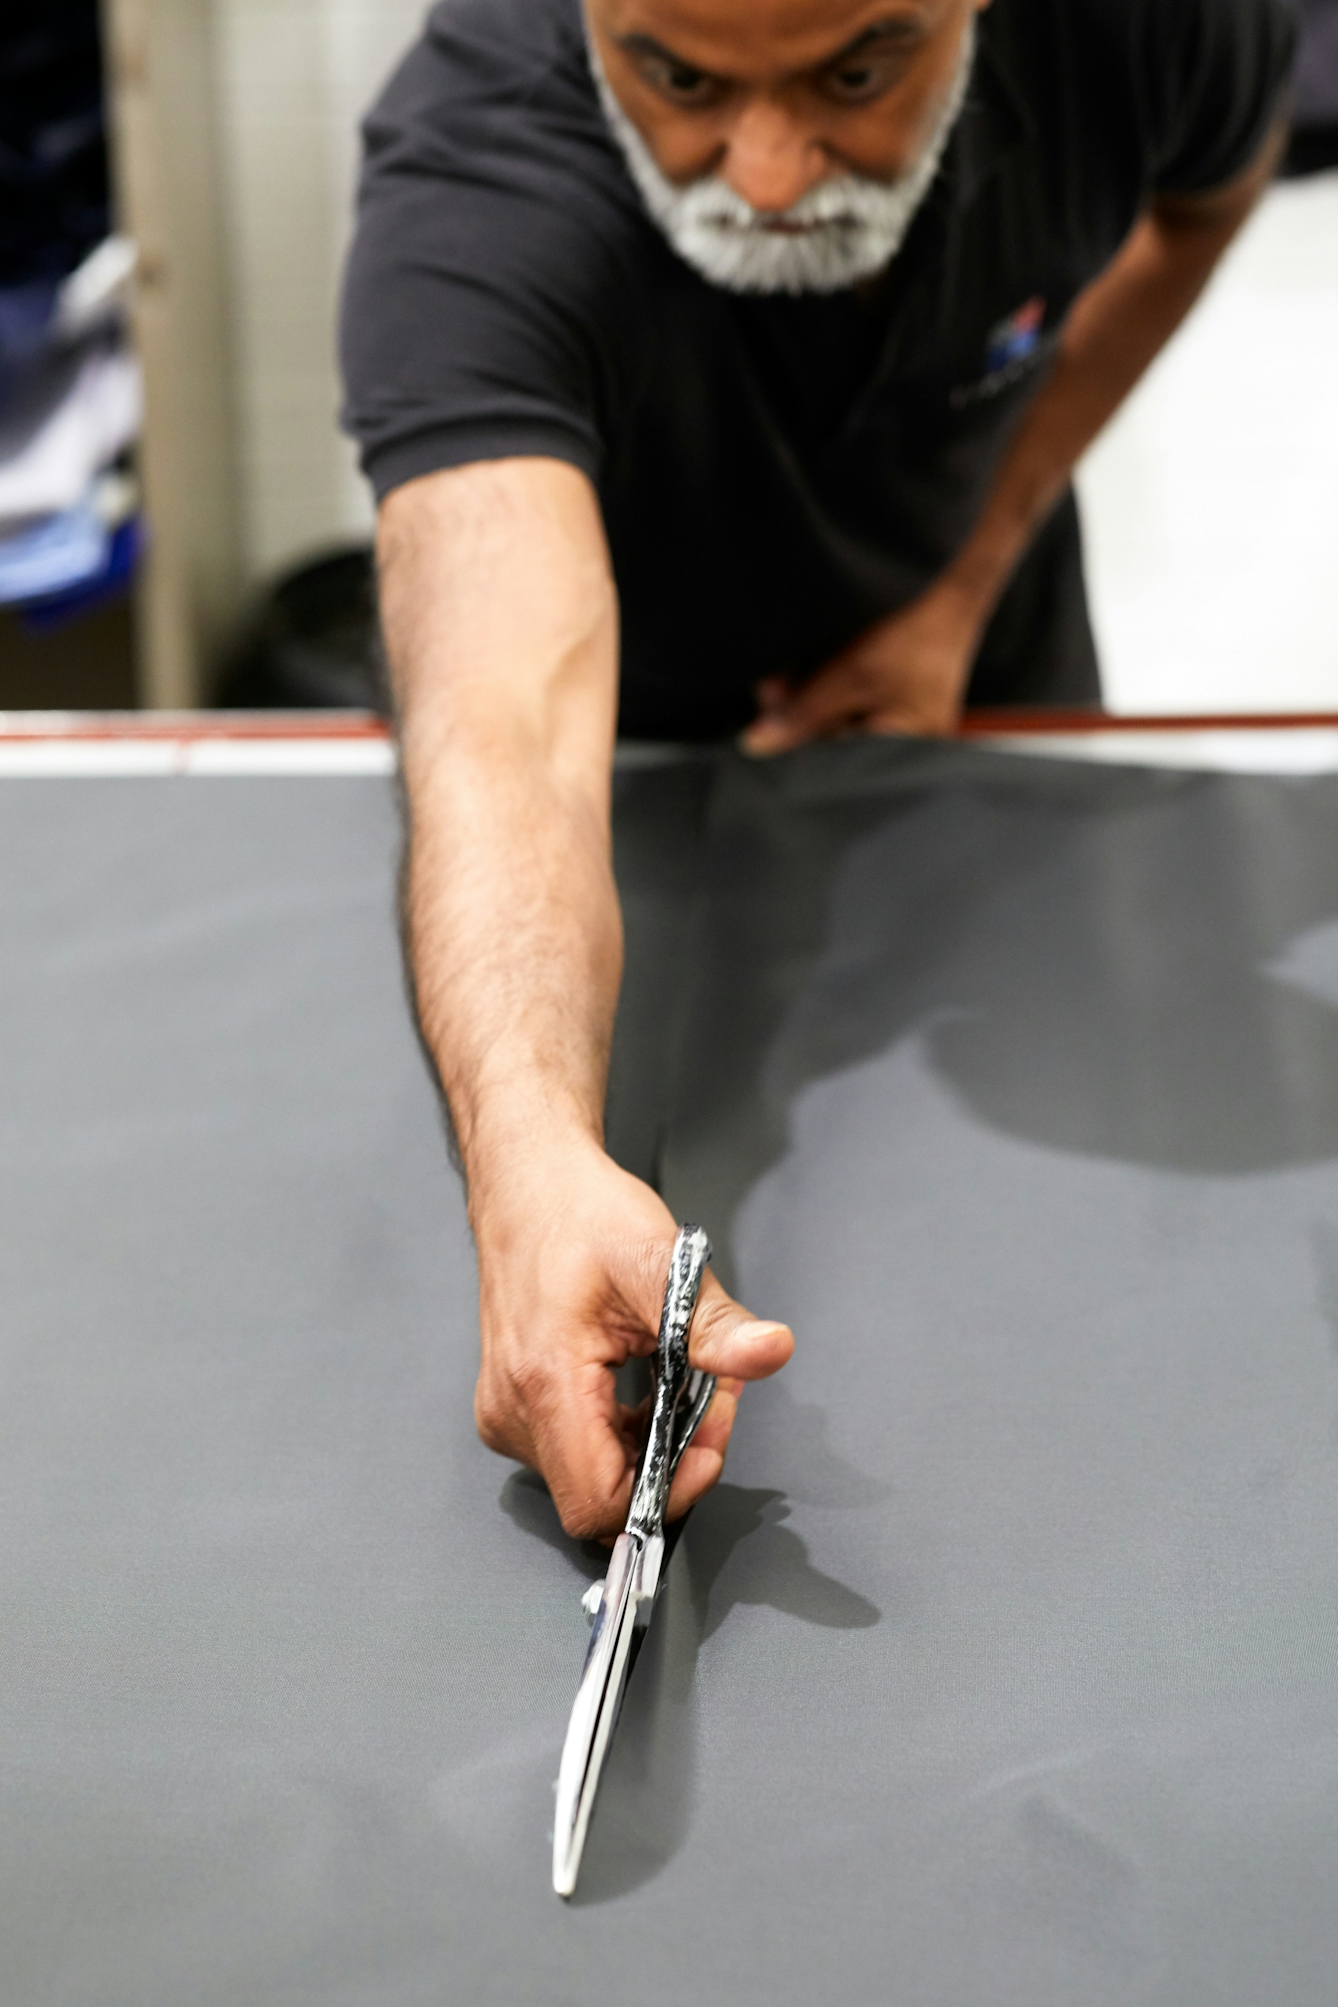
[688, 1272, 794, 1381]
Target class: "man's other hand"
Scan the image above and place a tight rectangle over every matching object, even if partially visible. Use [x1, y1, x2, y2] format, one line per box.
[472, 1139, 794, 1540]
[740, 575, 980, 756]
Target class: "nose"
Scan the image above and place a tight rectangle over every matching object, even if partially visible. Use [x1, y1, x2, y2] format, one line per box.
[721, 97, 827, 215]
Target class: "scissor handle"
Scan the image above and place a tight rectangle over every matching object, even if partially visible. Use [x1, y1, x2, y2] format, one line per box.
[626, 1224, 712, 1537]
[668, 1368, 718, 1481]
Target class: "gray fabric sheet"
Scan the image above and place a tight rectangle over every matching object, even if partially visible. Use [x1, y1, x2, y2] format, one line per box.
[4, 743, 1338, 2005]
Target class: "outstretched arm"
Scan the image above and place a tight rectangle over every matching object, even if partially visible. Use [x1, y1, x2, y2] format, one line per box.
[381, 457, 793, 1538]
[742, 125, 1287, 750]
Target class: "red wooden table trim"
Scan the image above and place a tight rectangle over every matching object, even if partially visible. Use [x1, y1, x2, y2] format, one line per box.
[959, 709, 1338, 735]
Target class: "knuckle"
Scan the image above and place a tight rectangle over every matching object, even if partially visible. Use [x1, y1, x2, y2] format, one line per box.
[556, 1497, 607, 1541]
[549, 1469, 614, 1540]
[632, 1228, 677, 1295]
[475, 1348, 554, 1455]
[473, 1382, 513, 1454]
[507, 1350, 550, 1407]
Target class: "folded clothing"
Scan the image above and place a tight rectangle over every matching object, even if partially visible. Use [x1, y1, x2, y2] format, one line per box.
[0, 280, 62, 408]
[0, 498, 106, 602]
[0, 230, 142, 618]
[0, 232, 136, 418]
[0, 474, 139, 626]
[0, 335, 140, 524]
[0, 4, 140, 627]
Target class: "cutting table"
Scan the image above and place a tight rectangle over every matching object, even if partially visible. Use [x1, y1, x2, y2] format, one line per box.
[3, 716, 1338, 2005]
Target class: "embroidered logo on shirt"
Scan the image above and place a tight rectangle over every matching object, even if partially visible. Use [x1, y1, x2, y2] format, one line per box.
[950, 296, 1048, 408]
[985, 296, 1045, 373]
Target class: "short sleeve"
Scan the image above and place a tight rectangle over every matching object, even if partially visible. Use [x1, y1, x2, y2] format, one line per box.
[338, 8, 634, 503]
[1145, 0, 1297, 194]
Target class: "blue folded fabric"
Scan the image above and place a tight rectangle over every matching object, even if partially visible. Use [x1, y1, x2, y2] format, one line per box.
[0, 498, 105, 602]
[0, 493, 139, 621]
[19, 513, 139, 628]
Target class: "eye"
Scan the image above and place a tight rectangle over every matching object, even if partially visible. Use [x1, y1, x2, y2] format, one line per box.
[820, 50, 905, 106]
[638, 55, 724, 108]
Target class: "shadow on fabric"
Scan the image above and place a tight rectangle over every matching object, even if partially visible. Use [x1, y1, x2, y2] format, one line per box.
[604, 740, 1338, 1291]
[499, 1469, 880, 1901]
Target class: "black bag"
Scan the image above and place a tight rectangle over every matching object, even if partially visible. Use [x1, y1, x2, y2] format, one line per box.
[1283, 0, 1338, 174]
[214, 549, 388, 712]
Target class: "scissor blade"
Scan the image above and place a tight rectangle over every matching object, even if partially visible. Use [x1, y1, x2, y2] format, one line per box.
[552, 1531, 663, 1897]
[550, 1225, 715, 1897]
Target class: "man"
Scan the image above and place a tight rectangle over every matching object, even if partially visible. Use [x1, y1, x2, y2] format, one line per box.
[340, 0, 1293, 1539]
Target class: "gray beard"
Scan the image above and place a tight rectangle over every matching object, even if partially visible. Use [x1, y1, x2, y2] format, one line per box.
[588, 22, 975, 296]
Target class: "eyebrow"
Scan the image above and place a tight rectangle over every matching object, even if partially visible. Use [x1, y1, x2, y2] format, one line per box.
[617, 32, 722, 76]
[825, 18, 928, 65]
[616, 15, 927, 82]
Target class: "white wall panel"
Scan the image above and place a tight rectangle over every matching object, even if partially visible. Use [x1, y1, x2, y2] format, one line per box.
[1078, 173, 1338, 715]
[211, 0, 424, 584]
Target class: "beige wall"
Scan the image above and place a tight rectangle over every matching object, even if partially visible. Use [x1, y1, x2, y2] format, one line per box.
[212, 0, 425, 583]
[103, 0, 243, 706]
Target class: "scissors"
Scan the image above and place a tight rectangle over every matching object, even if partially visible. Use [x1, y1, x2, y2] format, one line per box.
[552, 1223, 716, 1897]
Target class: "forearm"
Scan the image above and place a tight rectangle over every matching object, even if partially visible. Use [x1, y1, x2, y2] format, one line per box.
[942, 138, 1283, 627]
[400, 720, 621, 1185]
[380, 462, 622, 1208]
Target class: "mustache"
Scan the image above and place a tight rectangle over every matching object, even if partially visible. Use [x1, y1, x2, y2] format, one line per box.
[682, 175, 927, 236]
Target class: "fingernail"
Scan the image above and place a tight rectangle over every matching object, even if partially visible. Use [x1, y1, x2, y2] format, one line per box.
[735, 1319, 788, 1344]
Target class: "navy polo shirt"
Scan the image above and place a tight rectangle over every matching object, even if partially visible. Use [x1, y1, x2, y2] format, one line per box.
[340, 0, 1293, 738]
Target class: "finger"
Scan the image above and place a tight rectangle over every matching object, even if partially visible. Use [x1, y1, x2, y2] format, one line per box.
[740, 663, 870, 757]
[690, 1377, 741, 1456]
[688, 1272, 794, 1382]
[528, 1360, 639, 1541]
[665, 1438, 725, 1519]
